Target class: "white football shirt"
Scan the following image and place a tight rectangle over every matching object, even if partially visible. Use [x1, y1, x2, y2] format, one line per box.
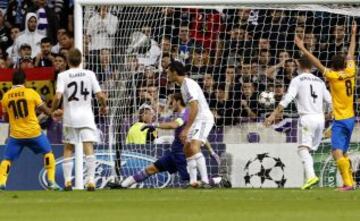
[180, 77, 214, 122]
[56, 67, 101, 129]
[280, 73, 332, 115]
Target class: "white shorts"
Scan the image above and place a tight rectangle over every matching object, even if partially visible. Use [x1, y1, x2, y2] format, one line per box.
[298, 114, 325, 151]
[63, 127, 99, 144]
[187, 120, 214, 143]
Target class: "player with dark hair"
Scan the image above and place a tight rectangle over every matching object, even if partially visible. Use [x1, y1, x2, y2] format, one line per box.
[167, 59, 215, 188]
[115, 93, 230, 188]
[0, 70, 60, 190]
[294, 21, 357, 191]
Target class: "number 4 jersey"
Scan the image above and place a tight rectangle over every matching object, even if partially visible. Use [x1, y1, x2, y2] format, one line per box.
[1, 86, 43, 138]
[56, 68, 101, 129]
[280, 72, 332, 115]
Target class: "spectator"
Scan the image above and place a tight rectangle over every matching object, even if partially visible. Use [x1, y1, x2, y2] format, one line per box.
[0, 57, 6, 68]
[276, 59, 297, 87]
[5, 25, 20, 66]
[86, 6, 118, 65]
[0, 9, 10, 52]
[5, 0, 34, 30]
[19, 56, 34, 69]
[0, 1, 7, 10]
[136, 25, 161, 67]
[160, 36, 171, 55]
[51, 28, 66, 54]
[34, 37, 54, 67]
[47, 0, 71, 30]
[224, 65, 241, 101]
[14, 12, 45, 59]
[126, 104, 157, 144]
[53, 53, 67, 76]
[202, 73, 216, 102]
[94, 48, 116, 83]
[59, 30, 74, 51]
[239, 61, 258, 84]
[177, 23, 195, 63]
[266, 50, 290, 80]
[29, 0, 59, 44]
[237, 81, 258, 119]
[189, 9, 222, 50]
[210, 83, 235, 126]
[15, 43, 32, 68]
[187, 48, 208, 82]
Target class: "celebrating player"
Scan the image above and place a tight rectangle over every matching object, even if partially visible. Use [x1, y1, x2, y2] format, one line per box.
[294, 21, 357, 191]
[0, 70, 60, 190]
[265, 56, 332, 190]
[166, 59, 215, 188]
[51, 48, 108, 191]
[116, 93, 230, 188]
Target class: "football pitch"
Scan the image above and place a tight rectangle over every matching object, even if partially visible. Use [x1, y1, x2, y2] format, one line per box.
[0, 189, 359, 221]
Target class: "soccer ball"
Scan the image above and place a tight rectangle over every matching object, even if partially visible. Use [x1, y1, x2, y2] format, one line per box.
[244, 153, 286, 188]
[258, 91, 275, 108]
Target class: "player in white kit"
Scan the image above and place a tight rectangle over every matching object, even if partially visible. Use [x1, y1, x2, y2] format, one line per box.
[265, 56, 332, 190]
[51, 48, 108, 191]
[166, 59, 215, 188]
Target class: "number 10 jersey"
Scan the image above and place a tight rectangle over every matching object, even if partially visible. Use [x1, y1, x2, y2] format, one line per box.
[56, 68, 102, 129]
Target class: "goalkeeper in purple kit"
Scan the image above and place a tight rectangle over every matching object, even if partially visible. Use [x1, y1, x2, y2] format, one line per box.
[111, 93, 230, 188]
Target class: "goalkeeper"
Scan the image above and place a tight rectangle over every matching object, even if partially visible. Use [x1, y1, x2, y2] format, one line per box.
[111, 93, 230, 188]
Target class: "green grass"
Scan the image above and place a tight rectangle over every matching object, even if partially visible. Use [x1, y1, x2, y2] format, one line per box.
[0, 189, 359, 221]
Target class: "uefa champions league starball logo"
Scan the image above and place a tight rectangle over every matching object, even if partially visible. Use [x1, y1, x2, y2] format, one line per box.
[243, 153, 287, 188]
[38, 151, 172, 189]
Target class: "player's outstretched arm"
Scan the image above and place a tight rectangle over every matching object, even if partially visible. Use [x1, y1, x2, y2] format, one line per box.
[141, 121, 178, 132]
[96, 92, 108, 115]
[264, 104, 284, 127]
[294, 36, 326, 73]
[347, 20, 357, 60]
[37, 103, 52, 116]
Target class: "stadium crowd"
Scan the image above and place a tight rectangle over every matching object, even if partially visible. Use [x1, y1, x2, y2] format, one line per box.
[0, 3, 359, 142]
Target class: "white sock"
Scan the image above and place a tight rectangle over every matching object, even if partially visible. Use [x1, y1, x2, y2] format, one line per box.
[186, 155, 198, 185]
[121, 176, 136, 187]
[85, 155, 96, 184]
[194, 152, 209, 184]
[63, 158, 73, 184]
[298, 148, 316, 180]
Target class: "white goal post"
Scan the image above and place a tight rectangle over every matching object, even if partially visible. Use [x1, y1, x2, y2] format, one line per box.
[72, 0, 360, 189]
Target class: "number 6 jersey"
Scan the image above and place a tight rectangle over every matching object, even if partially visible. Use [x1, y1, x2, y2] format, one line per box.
[279, 72, 332, 115]
[56, 68, 102, 129]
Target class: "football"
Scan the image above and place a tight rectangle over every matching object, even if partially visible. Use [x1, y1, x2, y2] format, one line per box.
[244, 153, 286, 188]
[258, 91, 276, 108]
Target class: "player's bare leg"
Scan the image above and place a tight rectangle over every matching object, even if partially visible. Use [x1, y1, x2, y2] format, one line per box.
[83, 142, 96, 191]
[184, 140, 209, 187]
[63, 143, 75, 191]
[333, 149, 353, 191]
[121, 164, 159, 188]
[298, 146, 319, 190]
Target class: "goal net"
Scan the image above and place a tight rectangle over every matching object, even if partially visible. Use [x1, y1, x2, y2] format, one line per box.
[77, 1, 360, 188]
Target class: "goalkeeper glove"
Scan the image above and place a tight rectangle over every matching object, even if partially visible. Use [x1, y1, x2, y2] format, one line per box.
[141, 123, 159, 132]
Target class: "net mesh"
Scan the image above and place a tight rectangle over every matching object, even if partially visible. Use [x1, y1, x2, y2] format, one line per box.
[81, 4, 360, 188]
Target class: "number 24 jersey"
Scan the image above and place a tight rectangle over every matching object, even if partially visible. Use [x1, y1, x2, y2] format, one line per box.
[56, 68, 102, 129]
[1, 86, 43, 138]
